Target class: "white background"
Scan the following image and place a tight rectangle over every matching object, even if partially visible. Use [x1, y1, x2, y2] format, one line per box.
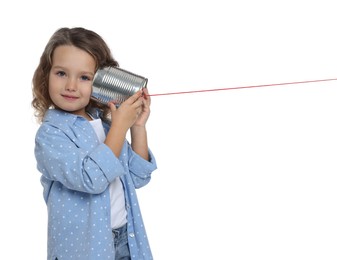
[1, 0, 337, 259]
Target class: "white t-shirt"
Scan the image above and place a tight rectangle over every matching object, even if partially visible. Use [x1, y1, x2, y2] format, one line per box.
[89, 118, 127, 229]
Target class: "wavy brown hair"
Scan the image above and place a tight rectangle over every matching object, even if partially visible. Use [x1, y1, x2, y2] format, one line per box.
[32, 27, 119, 123]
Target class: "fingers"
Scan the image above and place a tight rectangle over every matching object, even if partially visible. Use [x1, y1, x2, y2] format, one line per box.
[126, 90, 143, 105]
[142, 88, 148, 99]
[142, 88, 151, 105]
[108, 101, 117, 111]
[113, 91, 143, 116]
[108, 91, 142, 111]
[128, 91, 146, 113]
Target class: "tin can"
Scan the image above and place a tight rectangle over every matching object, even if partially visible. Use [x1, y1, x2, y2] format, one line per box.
[91, 66, 148, 106]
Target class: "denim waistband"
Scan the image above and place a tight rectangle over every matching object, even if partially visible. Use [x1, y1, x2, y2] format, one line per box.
[112, 223, 127, 238]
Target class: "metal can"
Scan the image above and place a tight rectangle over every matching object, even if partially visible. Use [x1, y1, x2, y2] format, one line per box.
[91, 66, 148, 106]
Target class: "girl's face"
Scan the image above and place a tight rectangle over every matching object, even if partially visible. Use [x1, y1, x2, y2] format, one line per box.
[49, 45, 96, 119]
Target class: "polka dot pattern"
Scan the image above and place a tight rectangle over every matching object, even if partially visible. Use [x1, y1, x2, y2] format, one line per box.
[35, 109, 157, 259]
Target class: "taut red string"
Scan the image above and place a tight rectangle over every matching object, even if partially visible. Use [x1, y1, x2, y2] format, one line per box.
[147, 78, 337, 97]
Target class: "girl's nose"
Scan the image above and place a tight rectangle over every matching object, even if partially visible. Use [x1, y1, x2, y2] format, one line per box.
[65, 78, 77, 91]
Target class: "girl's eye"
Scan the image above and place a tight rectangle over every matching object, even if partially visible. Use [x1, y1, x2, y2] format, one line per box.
[81, 75, 91, 81]
[56, 71, 66, 77]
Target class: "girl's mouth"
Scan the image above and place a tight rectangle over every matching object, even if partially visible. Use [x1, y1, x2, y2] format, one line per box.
[62, 95, 79, 101]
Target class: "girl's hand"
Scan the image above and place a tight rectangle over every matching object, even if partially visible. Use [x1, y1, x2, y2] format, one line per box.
[108, 90, 144, 131]
[133, 87, 151, 127]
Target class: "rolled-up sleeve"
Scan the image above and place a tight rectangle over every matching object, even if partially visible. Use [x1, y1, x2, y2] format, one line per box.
[128, 145, 157, 188]
[35, 124, 125, 194]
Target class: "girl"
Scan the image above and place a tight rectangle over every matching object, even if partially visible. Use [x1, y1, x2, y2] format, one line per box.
[32, 27, 157, 260]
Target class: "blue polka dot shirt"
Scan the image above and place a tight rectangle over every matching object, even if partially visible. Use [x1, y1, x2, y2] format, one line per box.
[34, 109, 157, 259]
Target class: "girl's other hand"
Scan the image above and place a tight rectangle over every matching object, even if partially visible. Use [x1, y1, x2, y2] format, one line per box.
[133, 88, 151, 127]
[108, 90, 144, 131]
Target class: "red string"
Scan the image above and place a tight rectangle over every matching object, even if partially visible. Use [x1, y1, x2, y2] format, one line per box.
[147, 78, 337, 97]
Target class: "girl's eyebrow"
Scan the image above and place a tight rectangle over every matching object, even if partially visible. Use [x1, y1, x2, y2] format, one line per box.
[51, 65, 64, 69]
[51, 65, 95, 76]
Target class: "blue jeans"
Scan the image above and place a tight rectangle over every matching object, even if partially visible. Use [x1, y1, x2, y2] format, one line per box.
[112, 224, 131, 260]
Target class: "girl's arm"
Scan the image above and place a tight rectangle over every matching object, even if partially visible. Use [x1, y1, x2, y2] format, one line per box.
[130, 125, 149, 161]
[105, 90, 144, 157]
[130, 88, 151, 161]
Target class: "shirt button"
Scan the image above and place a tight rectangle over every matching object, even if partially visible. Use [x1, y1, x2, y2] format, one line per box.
[129, 233, 135, 238]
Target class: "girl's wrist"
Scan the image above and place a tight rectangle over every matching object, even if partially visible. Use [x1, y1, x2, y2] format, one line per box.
[131, 125, 146, 131]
